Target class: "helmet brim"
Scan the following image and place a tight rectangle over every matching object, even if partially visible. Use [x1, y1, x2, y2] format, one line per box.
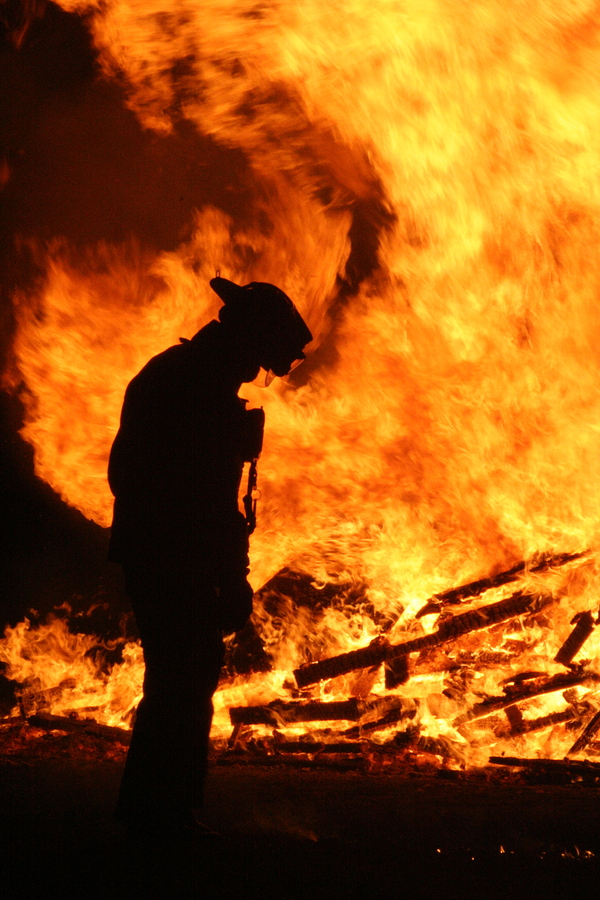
[210, 277, 246, 304]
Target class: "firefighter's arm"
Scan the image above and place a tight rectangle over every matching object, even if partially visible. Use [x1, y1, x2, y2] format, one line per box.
[217, 511, 254, 634]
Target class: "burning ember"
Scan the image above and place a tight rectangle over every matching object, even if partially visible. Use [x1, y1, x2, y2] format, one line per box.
[3, 0, 600, 774]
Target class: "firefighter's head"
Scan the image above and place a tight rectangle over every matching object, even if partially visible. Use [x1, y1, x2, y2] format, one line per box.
[211, 276, 312, 383]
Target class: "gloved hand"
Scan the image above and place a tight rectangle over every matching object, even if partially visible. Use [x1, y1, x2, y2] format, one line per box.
[218, 578, 254, 634]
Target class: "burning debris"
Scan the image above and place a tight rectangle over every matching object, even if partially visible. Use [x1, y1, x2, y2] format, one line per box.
[218, 551, 600, 770]
[5, 1, 600, 787]
[0, 713, 130, 761]
[555, 611, 597, 668]
[294, 591, 557, 687]
[2, 547, 600, 777]
[228, 697, 400, 726]
[453, 670, 599, 726]
[1, 544, 599, 780]
[567, 710, 600, 757]
[489, 756, 600, 786]
[415, 551, 588, 618]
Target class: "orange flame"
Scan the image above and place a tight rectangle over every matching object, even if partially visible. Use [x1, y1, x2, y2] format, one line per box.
[4, 0, 600, 764]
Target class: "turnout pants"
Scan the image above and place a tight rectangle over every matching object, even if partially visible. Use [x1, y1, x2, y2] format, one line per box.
[116, 566, 225, 823]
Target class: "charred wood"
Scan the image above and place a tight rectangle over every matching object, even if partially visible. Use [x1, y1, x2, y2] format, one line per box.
[225, 728, 463, 765]
[341, 704, 413, 738]
[222, 560, 413, 680]
[255, 568, 370, 616]
[555, 610, 596, 667]
[244, 569, 375, 677]
[0, 670, 17, 718]
[230, 698, 362, 726]
[279, 701, 418, 743]
[294, 591, 550, 688]
[229, 696, 407, 726]
[497, 707, 580, 737]
[227, 721, 244, 748]
[223, 620, 272, 676]
[17, 678, 77, 718]
[384, 655, 410, 689]
[23, 712, 131, 743]
[561, 687, 594, 712]
[489, 756, 600, 770]
[226, 566, 368, 677]
[390, 729, 466, 762]
[271, 741, 363, 753]
[455, 649, 518, 668]
[500, 670, 546, 688]
[454, 671, 599, 726]
[215, 749, 366, 771]
[434, 591, 553, 636]
[223, 569, 373, 678]
[504, 704, 524, 731]
[489, 756, 600, 783]
[416, 550, 587, 618]
[567, 710, 600, 756]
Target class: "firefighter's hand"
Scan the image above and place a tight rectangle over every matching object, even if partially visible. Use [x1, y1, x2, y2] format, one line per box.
[219, 578, 254, 634]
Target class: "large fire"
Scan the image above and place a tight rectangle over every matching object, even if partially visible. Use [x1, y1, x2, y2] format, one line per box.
[3, 0, 600, 768]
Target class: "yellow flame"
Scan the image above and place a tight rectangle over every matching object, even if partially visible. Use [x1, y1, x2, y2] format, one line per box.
[4, 0, 600, 763]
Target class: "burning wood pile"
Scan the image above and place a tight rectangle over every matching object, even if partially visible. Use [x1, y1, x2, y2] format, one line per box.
[5, 0, 600, 791]
[219, 549, 600, 779]
[1, 548, 600, 782]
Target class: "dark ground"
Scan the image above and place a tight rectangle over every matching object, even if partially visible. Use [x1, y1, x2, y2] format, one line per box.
[1, 756, 599, 900]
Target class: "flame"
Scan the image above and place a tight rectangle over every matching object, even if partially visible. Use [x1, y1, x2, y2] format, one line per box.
[0, 616, 143, 728]
[4, 0, 600, 765]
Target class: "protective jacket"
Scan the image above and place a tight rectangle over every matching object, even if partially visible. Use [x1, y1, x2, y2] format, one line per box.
[108, 320, 252, 592]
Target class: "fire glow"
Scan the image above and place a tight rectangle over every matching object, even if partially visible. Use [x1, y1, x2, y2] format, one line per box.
[4, 0, 600, 769]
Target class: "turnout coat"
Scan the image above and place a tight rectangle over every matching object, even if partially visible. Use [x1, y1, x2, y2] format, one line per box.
[108, 320, 252, 597]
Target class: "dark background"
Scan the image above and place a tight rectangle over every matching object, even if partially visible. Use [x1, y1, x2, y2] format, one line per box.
[0, 0, 260, 637]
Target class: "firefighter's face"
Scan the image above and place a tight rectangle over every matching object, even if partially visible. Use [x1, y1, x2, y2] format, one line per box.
[259, 344, 306, 380]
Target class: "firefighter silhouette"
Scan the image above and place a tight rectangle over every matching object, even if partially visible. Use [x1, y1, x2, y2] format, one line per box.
[108, 276, 312, 834]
